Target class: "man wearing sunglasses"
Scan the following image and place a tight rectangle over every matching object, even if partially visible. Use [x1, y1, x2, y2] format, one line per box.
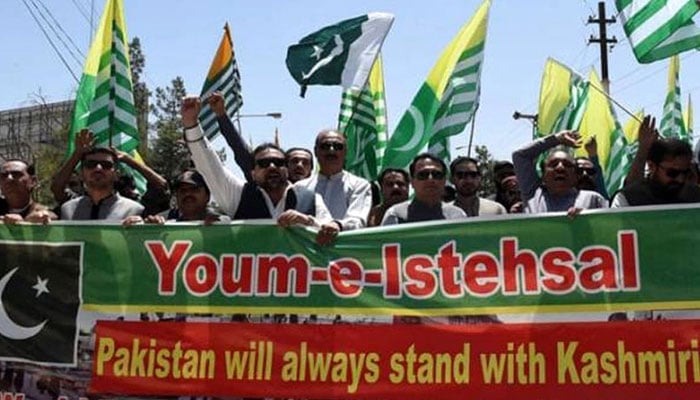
[512, 131, 607, 213]
[382, 153, 465, 224]
[0, 159, 56, 223]
[60, 147, 144, 220]
[450, 157, 506, 217]
[294, 129, 373, 234]
[181, 96, 335, 243]
[612, 137, 700, 207]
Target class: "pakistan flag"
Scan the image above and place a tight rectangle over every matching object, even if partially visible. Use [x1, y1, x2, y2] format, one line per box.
[286, 13, 394, 96]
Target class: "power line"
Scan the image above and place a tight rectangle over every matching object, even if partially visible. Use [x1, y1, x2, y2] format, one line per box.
[69, 0, 93, 29]
[19, 0, 80, 83]
[614, 52, 698, 95]
[26, 0, 84, 67]
[35, 0, 85, 59]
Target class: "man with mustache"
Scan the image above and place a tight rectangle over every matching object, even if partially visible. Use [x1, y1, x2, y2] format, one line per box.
[295, 129, 372, 237]
[181, 96, 335, 244]
[512, 131, 607, 213]
[0, 159, 55, 223]
[366, 168, 409, 227]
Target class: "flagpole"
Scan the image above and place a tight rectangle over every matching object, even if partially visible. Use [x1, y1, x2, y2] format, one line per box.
[467, 107, 478, 158]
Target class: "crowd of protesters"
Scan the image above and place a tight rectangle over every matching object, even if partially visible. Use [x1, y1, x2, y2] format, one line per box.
[1, 95, 699, 327]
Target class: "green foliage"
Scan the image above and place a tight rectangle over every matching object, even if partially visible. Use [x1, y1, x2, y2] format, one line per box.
[474, 144, 496, 197]
[129, 37, 150, 157]
[148, 76, 191, 180]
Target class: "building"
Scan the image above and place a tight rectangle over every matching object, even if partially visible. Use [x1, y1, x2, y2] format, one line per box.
[0, 100, 73, 163]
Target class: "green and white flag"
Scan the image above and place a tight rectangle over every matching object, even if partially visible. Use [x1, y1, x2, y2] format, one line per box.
[383, 0, 490, 170]
[68, 0, 138, 155]
[685, 94, 694, 141]
[67, 0, 145, 192]
[616, 0, 700, 63]
[286, 13, 394, 97]
[338, 54, 387, 180]
[659, 55, 688, 140]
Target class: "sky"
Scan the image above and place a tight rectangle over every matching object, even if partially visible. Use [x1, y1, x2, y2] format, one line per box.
[2, 0, 700, 166]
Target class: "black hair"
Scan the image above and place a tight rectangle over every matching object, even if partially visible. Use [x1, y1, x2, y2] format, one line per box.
[377, 167, 409, 185]
[285, 147, 314, 170]
[2, 158, 35, 176]
[647, 138, 693, 164]
[252, 143, 286, 158]
[81, 147, 118, 164]
[449, 156, 480, 176]
[409, 153, 447, 177]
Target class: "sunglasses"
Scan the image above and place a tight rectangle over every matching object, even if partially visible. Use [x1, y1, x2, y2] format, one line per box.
[0, 171, 26, 179]
[453, 170, 480, 179]
[414, 170, 445, 181]
[577, 167, 597, 176]
[318, 142, 345, 151]
[255, 157, 286, 168]
[83, 159, 115, 170]
[658, 165, 691, 179]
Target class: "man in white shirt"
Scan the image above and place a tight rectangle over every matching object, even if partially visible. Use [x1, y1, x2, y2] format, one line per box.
[294, 130, 372, 236]
[181, 96, 334, 242]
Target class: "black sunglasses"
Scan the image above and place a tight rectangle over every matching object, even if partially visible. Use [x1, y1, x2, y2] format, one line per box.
[453, 170, 480, 179]
[319, 142, 345, 151]
[255, 157, 286, 168]
[659, 165, 691, 179]
[577, 167, 597, 176]
[415, 170, 445, 181]
[83, 159, 115, 170]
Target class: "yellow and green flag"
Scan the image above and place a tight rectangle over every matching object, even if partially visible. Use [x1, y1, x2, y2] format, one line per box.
[537, 58, 589, 137]
[659, 55, 688, 141]
[382, 0, 490, 169]
[339, 54, 387, 180]
[67, 0, 138, 156]
[623, 109, 645, 144]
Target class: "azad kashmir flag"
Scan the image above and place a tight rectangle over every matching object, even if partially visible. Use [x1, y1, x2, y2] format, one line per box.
[338, 54, 388, 180]
[285, 13, 394, 97]
[686, 94, 694, 140]
[67, 0, 146, 191]
[536, 58, 589, 137]
[616, 0, 700, 63]
[198, 23, 244, 140]
[659, 55, 688, 141]
[383, 0, 491, 169]
[578, 71, 631, 195]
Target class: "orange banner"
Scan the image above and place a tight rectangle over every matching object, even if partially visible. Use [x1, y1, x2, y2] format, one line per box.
[91, 320, 700, 399]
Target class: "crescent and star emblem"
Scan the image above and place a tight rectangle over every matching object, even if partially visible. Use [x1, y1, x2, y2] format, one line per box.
[0, 267, 48, 340]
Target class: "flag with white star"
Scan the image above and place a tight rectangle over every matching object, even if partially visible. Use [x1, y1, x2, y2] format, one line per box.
[0, 242, 82, 366]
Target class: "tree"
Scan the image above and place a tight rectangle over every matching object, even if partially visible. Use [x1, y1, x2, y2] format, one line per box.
[148, 76, 190, 180]
[129, 37, 150, 157]
[474, 144, 496, 197]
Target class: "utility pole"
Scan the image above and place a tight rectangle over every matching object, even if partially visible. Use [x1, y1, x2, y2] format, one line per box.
[588, 1, 617, 94]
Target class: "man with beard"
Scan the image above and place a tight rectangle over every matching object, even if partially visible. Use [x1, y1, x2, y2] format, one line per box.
[295, 129, 372, 237]
[366, 168, 409, 227]
[60, 147, 144, 220]
[512, 131, 607, 213]
[181, 96, 335, 244]
[611, 137, 700, 207]
[0, 159, 56, 223]
[382, 153, 465, 224]
[450, 157, 506, 217]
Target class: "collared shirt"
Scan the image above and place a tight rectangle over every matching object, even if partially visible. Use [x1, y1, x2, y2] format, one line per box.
[381, 199, 466, 225]
[184, 125, 330, 223]
[60, 193, 144, 220]
[295, 170, 371, 230]
[512, 134, 607, 213]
